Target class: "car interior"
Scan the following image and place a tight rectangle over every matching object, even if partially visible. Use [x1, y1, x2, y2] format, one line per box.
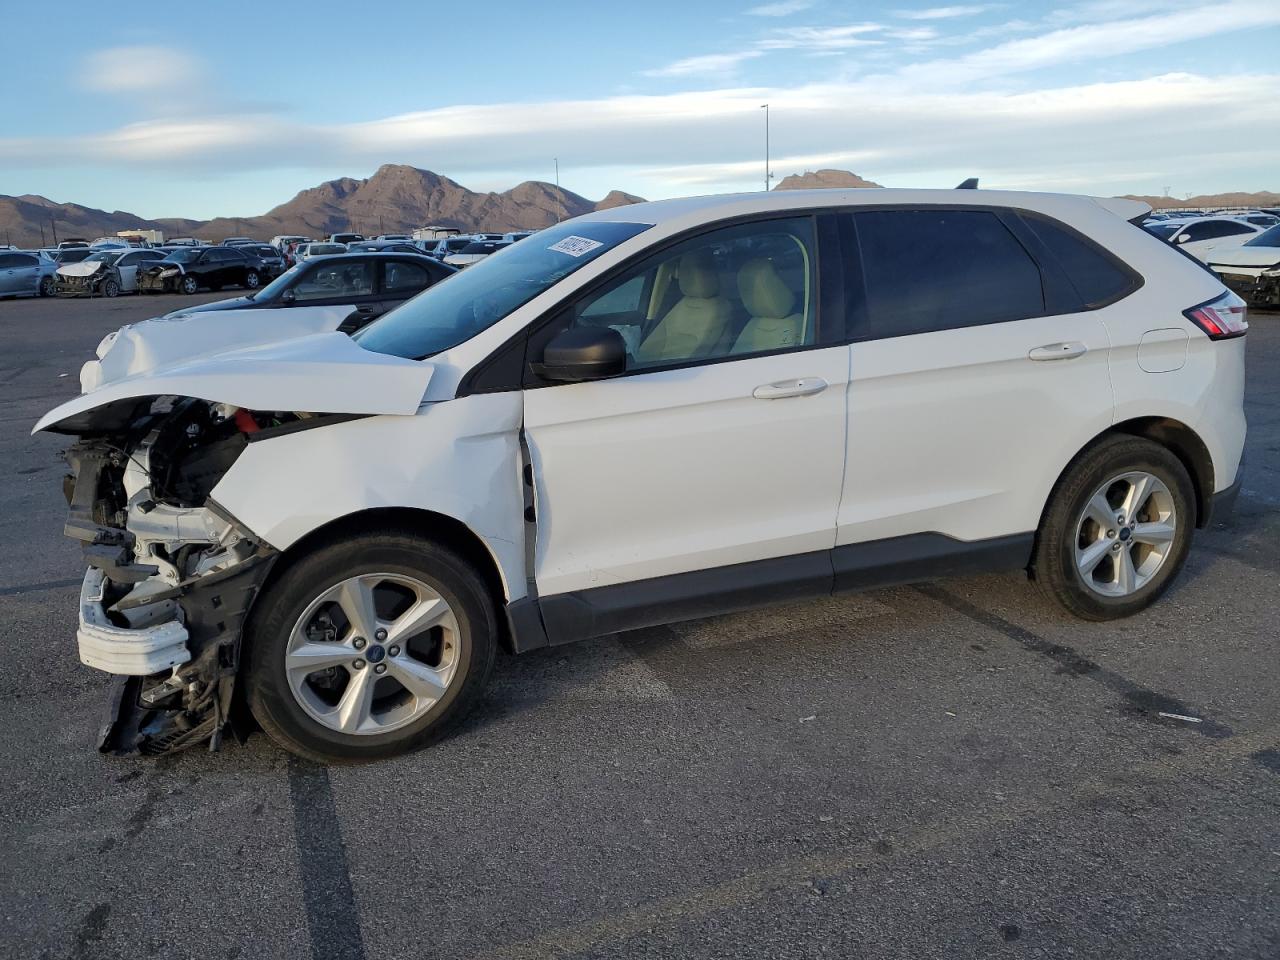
[572, 222, 815, 369]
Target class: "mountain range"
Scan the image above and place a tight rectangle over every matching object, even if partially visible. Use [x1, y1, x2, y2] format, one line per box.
[0, 164, 645, 248]
[3, 164, 1275, 249]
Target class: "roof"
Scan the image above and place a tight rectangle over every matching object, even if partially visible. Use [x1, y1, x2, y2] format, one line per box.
[574, 187, 1151, 228]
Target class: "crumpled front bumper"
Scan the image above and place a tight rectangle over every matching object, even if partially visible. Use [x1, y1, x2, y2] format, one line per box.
[77, 567, 191, 675]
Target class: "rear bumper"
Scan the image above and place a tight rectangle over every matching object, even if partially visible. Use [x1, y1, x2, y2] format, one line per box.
[77, 568, 191, 675]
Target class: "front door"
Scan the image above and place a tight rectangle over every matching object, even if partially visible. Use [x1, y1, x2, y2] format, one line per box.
[523, 215, 849, 612]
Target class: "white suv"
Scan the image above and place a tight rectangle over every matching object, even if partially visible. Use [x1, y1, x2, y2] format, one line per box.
[36, 189, 1247, 763]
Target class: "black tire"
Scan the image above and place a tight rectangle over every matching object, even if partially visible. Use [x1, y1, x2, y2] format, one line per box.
[38, 275, 54, 297]
[244, 270, 260, 289]
[244, 531, 498, 763]
[1034, 435, 1195, 621]
[180, 274, 199, 295]
[102, 278, 120, 298]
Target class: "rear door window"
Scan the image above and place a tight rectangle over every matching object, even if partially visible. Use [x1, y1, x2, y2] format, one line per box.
[1021, 214, 1140, 308]
[380, 259, 433, 295]
[849, 209, 1044, 340]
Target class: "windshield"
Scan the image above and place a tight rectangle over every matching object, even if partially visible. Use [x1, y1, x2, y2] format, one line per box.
[85, 251, 120, 264]
[163, 248, 203, 263]
[1143, 222, 1181, 240]
[310, 244, 346, 255]
[1244, 224, 1280, 248]
[356, 220, 651, 359]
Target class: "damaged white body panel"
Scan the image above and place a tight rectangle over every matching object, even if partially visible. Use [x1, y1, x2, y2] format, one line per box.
[36, 329, 435, 434]
[78, 305, 356, 393]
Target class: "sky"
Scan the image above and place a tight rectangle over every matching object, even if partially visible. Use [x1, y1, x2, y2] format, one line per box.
[1, 0, 1278, 219]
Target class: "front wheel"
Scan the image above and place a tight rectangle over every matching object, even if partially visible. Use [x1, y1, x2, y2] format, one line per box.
[1034, 435, 1195, 620]
[38, 275, 54, 297]
[245, 270, 260, 289]
[180, 274, 199, 295]
[245, 532, 498, 763]
[102, 278, 120, 298]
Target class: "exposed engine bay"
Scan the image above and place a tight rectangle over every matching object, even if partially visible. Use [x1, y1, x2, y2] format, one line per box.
[62, 397, 323, 755]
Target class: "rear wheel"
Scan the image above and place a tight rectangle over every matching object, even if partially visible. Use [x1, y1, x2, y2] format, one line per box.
[38, 275, 54, 297]
[245, 532, 498, 763]
[1034, 435, 1195, 620]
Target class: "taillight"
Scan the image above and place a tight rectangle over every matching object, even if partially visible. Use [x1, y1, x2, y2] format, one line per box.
[1184, 291, 1247, 340]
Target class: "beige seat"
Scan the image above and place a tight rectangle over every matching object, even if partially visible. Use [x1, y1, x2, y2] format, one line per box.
[635, 251, 732, 365]
[732, 258, 805, 354]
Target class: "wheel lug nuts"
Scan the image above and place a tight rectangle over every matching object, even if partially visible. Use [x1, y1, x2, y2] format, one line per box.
[374, 628, 388, 642]
[353, 659, 366, 670]
[1116, 514, 1125, 524]
[353, 637, 366, 650]
[374, 664, 387, 674]
[388, 645, 400, 657]
[1107, 529, 1116, 538]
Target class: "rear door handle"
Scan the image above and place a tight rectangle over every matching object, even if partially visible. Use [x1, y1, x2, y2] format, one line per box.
[1028, 341, 1087, 361]
[752, 377, 828, 399]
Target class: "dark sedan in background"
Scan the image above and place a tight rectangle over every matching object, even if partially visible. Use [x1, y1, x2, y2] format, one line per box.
[159, 252, 456, 330]
[138, 246, 266, 295]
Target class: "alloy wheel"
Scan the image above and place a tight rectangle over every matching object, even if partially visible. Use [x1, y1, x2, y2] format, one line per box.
[1074, 471, 1177, 598]
[284, 573, 461, 735]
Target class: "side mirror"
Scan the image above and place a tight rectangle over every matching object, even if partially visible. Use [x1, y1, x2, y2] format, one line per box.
[531, 327, 627, 382]
[280, 288, 296, 304]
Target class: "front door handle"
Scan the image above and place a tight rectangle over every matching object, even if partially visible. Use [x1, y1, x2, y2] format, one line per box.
[1028, 341, 1088, 361]
[752, 377, 828, 399]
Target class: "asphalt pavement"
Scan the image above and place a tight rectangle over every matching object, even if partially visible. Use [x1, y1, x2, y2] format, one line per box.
[0, 291, 1277, 960]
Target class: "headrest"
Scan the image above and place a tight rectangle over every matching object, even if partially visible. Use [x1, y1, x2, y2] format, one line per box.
[737, 258, 795, 319]
[678, 250, 720, 299]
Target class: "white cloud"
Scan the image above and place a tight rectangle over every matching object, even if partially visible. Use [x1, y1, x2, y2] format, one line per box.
[79, 45, 203, 92]
[892, 0, 1280, 85]
[894, 5, 994, 19]
[745, 0, 814, 14]
[644, 51, 764, 78]
[757, 24, 886, 50]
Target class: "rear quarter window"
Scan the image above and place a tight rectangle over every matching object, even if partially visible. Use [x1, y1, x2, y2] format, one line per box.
[1021, 214, 1141, 308]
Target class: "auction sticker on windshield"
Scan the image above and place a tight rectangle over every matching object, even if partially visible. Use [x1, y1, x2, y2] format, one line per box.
[548, 236, 604, 257]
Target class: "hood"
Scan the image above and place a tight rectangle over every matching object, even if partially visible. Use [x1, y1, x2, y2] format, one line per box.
[34, 328, 433, 435]
[57, 260, 107, 277]
[1207, 245, 1280, 268]
[77, 304, 356, 392]
[161, 296, 253, 318]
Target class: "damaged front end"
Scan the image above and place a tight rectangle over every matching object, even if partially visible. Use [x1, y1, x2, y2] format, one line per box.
[62, 398, 295, 755]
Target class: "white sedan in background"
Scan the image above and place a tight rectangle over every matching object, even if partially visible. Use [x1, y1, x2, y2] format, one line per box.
[1207, 224, 1280, 307]
[1143, 216, 1264, 262]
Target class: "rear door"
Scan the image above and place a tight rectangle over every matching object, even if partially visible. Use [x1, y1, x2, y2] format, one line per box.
[834, 207, 1115, 579]
[5, 254, 39, 295]
[0, 254, 27, 294]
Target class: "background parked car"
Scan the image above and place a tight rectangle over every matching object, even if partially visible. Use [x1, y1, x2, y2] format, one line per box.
[443, 239, 512, 268]
[0, 250, 58, 297]
[220, 237, 255, 246]
[139, 246, 265, 294]
[1206, 224, 1280, 307]
[1142, 216, 1264, 262]
[270, 234, 310, 250]
[161, 252, 456, 330]
[328, 232, 363, 245]
[55, 248, 168, 297]
[423, 236, 473, 260]
[296, 242, 348, 261]
[346, 240, 422, 254]
[46, 247, 94, 264]
[374, 234, 413, 242]
[238, 243, 288, 279]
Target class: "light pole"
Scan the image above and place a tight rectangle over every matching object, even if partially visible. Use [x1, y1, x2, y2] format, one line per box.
[760, 103, 770, 191]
